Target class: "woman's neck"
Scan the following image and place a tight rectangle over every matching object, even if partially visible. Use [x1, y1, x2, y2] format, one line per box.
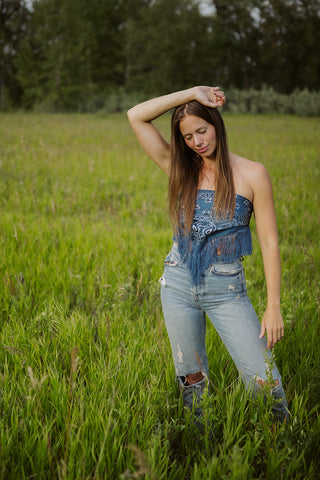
[198, 161, 216, 190]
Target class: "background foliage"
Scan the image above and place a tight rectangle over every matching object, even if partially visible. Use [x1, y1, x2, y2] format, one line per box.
[1, 0, 320, 112]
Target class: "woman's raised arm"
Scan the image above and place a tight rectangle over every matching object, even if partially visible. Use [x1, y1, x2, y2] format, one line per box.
[127, 86, 225, 174]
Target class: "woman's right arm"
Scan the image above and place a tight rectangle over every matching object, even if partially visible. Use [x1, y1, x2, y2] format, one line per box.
[127, 86, 225, 175]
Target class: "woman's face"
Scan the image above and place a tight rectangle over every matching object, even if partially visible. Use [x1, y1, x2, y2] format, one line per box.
[179, 114, 217, 160]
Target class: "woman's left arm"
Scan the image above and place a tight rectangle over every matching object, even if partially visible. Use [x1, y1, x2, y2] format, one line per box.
[252, 163, 284, 349]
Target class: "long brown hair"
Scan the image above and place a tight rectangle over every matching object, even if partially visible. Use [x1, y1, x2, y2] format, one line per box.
[169, 101, 235, 232]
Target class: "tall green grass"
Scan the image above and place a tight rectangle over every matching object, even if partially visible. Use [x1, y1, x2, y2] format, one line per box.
[0, 112, 319, 479]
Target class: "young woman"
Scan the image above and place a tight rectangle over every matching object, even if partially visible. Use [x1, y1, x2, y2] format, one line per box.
[127, 86, 289, 424]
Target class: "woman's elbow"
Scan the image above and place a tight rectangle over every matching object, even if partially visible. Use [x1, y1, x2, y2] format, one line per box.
[127, 108, 135, 123]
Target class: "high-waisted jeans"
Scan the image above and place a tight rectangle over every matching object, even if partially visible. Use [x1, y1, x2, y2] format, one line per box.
[160, 243, 289, 422]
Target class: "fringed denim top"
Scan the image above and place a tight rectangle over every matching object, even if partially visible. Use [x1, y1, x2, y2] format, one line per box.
[174, 189, 253, 286]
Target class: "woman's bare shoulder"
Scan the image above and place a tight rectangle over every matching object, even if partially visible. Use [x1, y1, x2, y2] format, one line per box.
[231, 153, 269, 179]
[230, 153, 270, 201]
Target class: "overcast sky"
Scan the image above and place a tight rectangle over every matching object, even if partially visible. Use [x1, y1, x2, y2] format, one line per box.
[199, 0, 216, 16]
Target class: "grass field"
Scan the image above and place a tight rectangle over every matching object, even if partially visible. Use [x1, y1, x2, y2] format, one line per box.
[0, 112, 319, 479]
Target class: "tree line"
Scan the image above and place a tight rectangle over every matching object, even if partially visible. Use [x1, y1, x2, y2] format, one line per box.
[1, 0, 320, 111]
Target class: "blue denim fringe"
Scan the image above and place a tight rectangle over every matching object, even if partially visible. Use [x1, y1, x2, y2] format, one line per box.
[176, 225, 252, 286]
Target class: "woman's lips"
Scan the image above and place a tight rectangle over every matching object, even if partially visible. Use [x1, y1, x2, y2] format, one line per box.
[197, 146, 208, 154]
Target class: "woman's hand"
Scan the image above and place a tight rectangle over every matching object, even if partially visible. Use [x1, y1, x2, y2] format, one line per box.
[193, 86, 226, 108]
[260, 305, 284, 349]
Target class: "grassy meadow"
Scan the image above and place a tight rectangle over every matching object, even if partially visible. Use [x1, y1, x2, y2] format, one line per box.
[0, 111, 319, 479]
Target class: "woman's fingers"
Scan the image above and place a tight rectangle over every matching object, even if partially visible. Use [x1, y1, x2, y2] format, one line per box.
[195, 86, 226, 107]
[267, 327, 284, 349]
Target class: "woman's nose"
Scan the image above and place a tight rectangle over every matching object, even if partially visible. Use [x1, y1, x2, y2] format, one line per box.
[194, 135, 203, 146]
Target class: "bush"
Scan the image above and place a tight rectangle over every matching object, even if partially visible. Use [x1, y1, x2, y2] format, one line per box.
[75, 89, 149, 114]
[224, 86, 320, 116]
[95, 87, 320, 116]
[0, 86, 14, 111]
[4, 86, 320, 115]
[291, 88, 320, 116]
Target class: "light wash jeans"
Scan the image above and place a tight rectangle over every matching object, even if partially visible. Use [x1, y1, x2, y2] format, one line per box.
[160, 243, 289, 423]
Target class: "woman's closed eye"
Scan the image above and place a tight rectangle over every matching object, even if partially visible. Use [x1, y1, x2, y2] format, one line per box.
[184, 129, 207, 141]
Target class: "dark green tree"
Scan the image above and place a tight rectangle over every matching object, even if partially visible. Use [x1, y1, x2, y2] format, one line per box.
[208, 0, 261, 89]
[15, 0, 94, 109]
[209, 0, 320, 92]
[0, 0, 29, 108]
[81, 0, 124, 91]
[15, 0, 129, 109]
[3, 0, 320, 109]
[122, 0, 211, 94]
[256, 0, 320, 92]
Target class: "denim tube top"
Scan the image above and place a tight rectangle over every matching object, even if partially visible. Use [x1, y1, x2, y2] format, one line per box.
[173, 190, 253, 286]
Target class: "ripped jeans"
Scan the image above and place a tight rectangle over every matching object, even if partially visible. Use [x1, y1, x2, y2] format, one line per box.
[160, 243, 289, 423]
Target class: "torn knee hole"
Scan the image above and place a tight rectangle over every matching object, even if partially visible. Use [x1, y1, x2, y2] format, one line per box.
[256, 377, 279, 389]
[183, 371, 204, 386]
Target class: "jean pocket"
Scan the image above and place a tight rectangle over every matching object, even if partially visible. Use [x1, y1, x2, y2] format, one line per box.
[165, 260, 179, 267]
[164, 245, 181, 267]
[211, 262, 243, 277]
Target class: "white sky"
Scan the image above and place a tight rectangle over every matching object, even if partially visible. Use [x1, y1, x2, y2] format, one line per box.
[199, 0, 216, 16]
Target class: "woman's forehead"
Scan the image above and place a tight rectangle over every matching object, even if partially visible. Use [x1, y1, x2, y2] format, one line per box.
[179, 115, 210, 134]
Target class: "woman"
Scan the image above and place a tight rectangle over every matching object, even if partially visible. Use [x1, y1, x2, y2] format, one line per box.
[127, 86, 289, 424]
